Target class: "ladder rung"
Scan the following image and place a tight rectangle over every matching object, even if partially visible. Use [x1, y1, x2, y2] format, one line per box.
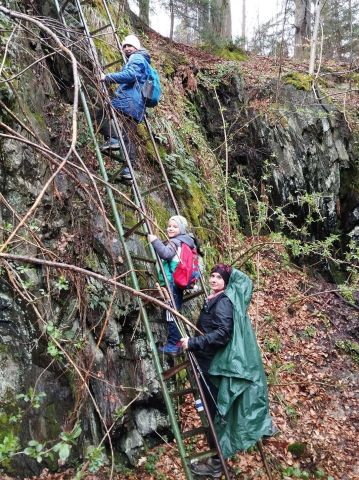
[123, 218, 146, 239]
[162, 360, 189, 381]
[183, 289, 205, 303]
[89, 23, 111, 36]
[59, 0, 71, 13]
[187, 449, 217, 464]
[131, 255, 156, 264]
[102, 59, 122, 70]
[182, 426, 207, 439]
[171, 387, 195, 398]
[142, 182, 167, 197]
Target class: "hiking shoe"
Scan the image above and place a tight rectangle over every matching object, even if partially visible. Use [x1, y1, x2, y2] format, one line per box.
[191, 458, 223, 478]
[119, 167, 133, 183]
[100, 138, 121, 152]
[159, 343, 183, 356]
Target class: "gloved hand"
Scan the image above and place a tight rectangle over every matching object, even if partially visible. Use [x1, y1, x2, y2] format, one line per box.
[148, 234, 157, 243]
[99, 72, 107, 82]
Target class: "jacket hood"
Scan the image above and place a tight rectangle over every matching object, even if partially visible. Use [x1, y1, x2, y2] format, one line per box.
[132, 48, 151, 63]
[175, 234, 195, 249]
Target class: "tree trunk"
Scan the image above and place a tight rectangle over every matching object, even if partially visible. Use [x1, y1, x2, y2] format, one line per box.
[198, 0, 210, 41]
[138, 0, 149, 25]
[222, 0, 232, 40]
[210, 0, 232, 41]
[169, 0, 175, 39]
[349, 0, 353, 66]
[294, 0, 310, 59]
[309, 0, 323, 74]
[241, 0, 246, 47]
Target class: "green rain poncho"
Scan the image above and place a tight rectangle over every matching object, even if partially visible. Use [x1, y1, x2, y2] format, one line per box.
[208, 269, 274, 458]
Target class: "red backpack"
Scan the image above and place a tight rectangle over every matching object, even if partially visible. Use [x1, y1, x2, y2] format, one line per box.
[173, 243, 200, 289]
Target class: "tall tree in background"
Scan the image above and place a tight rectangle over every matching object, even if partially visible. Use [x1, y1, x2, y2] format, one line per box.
[321, 0, 359, 60]
[138, 0, 150, 25]
[294, 0, 311, 59]
[169, 0, 175, 39]
[210, 0, 232, 41]
[241, 0, 246, 47]
[309, 0, 323, 74]
[160, 0, 232, 45]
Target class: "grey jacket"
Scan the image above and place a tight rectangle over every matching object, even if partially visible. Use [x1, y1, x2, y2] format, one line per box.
[151, 234, 195, 260]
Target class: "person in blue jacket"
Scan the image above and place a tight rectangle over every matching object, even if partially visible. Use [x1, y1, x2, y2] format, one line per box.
[96, 34, 150, 181]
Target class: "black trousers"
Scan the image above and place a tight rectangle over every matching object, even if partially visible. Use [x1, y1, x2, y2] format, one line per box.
[95, 108, 137, 166]
[199, 371, 219, 451]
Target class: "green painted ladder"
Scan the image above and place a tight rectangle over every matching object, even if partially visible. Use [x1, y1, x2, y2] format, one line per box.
[52, 1, 232, 478]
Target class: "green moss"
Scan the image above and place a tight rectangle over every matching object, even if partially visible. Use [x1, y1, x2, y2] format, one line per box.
[146, 196, 170, 233]
[182, 179, 206, 230]
[0, 344, 9, 354]
[163, 63, 175, 77]
[32, 111, 46, 130]
[200, 42, 247, 62]
[0, 82, 15, 123]
[84, 252, 99, 270]
[136, 124, 167, 161]
[348, 73, 359, 88]
[43, 402, 61, 441]
[213, 46, 247, 62]
[93, 37, 120, 67]
[335, 340, 359, 365]
[283, 72, 313, 92]
[288, 442, 306, 457]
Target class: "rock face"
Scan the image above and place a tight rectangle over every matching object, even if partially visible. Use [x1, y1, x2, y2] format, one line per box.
[254, 87, 351, 235]
[194, 75, 354, 237]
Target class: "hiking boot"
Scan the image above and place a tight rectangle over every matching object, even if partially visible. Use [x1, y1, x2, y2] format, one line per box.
[158, 343, 183, 356]
[120, 167, 132, 182]
[100, 138, 121, 152]
[191, 458, 223, 478]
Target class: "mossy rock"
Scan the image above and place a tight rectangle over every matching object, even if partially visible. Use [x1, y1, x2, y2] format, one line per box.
[347, 72, 359, 88]
[200, 42, 247, 62]
[146, 196, 170, 233]
[288, 441, 306, 457]
[283, 72, 313, 92]
[335, 340, 359, 365]
[213, 46, 247, 62]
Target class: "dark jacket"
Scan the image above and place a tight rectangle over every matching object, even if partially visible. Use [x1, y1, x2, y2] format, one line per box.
[188, 292, 233, 373]
[105, 49, 150, 123]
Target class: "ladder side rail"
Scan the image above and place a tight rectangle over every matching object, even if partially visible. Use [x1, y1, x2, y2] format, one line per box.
[187, 352, 231, 479]
[52, 0, 141, 293]
[56, 0, 186, 341]
[53, 2, 193, 478]
[97, 4, 230, 469]
[74, 0, 189, 340]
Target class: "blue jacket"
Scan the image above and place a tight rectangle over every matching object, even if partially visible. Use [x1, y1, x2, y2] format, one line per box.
[105, 49, 150, 123]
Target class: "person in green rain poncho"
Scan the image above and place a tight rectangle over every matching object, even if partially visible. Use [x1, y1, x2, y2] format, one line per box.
[180, 264, 274, 478]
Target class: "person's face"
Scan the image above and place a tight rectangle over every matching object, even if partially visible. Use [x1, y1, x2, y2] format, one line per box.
[167, 219, 181, 238]
[123, 44, 137, 57]
[209, 272, 225, 293]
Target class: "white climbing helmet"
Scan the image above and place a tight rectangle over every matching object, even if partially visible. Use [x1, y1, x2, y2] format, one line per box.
[122, 34, 141, 50]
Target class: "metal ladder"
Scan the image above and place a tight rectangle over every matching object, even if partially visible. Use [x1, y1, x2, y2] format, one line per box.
[52, 1, 231, 478]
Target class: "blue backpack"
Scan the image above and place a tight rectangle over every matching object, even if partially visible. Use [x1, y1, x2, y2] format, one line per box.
[142, 61, 161, 108]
